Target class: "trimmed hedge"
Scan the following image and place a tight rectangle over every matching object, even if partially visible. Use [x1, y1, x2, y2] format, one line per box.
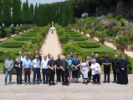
[21, 34, 37, 37]
[73, 42, 100, 48]
[71, 37, 88, 41]
[69, 34, 82, 37]
[13, 37, 31, 41]
[0, 42, 26, 48]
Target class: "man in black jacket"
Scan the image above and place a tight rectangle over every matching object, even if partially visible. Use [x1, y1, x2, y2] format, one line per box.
[112, 55, 120, 83]
[102, 52, 112, 83]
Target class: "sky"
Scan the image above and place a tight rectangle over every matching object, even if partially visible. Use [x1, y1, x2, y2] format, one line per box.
[21, 0, 66, 5]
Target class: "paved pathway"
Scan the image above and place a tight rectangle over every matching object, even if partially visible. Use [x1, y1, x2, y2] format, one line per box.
[0, 74, 132, 100]
[40, 27, 62, 59]
[79, 31, 133, 58]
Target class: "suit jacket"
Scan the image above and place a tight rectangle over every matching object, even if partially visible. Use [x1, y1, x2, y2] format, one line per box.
[14, 61, 23, 70]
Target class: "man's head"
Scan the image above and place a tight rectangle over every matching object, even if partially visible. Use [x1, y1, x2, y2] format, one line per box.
[82, 57, 86, 62]
[67, 55, 69, 60]
[70, 52, 73, 56]
[91, 52, 94, 57]
[26, 55, 29, 60]
[93, 59, 96, 63]
[62, 56, 65, 61]
[43, 55, 47, 59]
[48, 53, 50, 58]
[51, 56, 54, 60]
[57, 54, 60, 59]
[87, 56, 90, 60]
[75, 55, 77, 60]
[105, 52, 109, 57]
[35, 55, 39, 60]
[35, 50, 39, 55]
[21, 52, 25, 57]
[122, 55, 125, 60]
[95, 54, 99, 58]
[18, 56, 21, 61]
[8, 55, 11, 59]
[114, 55, 118, 59]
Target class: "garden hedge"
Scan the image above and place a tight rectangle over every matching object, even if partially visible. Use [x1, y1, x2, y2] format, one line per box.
[71, 37, 88, 41]
[13, 37, 31, 41]
[69, 34, 82, 37]
[73, 42, 100, 48]
[0, 42, 26, 48]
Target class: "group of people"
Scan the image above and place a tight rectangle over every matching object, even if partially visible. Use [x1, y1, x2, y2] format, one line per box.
[4, 50, 128, 86]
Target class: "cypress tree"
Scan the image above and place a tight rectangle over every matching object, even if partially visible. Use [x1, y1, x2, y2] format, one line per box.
[69, 2, 74, 24]
[25, 0, 31, 24]
[37, 4, 43, 26]
[58, 3, 62, 25]
[3, 0, 12, 27]
[51, 4, 54, 23]
[53, 4, 57, 23]
[18, 0, 23, 26]
[34, 3, 38, 24]
[22, 2, 26, 24]
[12, 0, 18, 26]
[30, 3, 34, 23]
[0, 0, 3, 27]
[62, 2, 67, 26]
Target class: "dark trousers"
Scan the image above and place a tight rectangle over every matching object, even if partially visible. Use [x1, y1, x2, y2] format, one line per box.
[42, 69, 48, 83]
[33, 68, 40, 83]
[93, 74, 99, 84]
[104, 70, 110, 82]
[49, 70, 55, 84]
[24, 68, 30, 83]
[56, 68, 61, 81]
[113, 71, 119, 82]
[16, 69, 22, 84]
[62, 69, 68, 84]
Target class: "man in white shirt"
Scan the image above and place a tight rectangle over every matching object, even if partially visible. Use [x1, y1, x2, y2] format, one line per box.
[41, 55, 49, 84]
[32, 55, 41, 85]
[16, 52, 26, 63]
[46, 53, 51, 60]
[91, 59, 100, 85]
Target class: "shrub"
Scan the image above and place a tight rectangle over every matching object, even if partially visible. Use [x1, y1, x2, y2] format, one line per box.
[0, 42, 26, 48]
[73, 42, 100, 48]
[82, 14, 88, 19]
[88, 30, 95, 34]
[5, 28, 11, 34]
[112, 26, 120, 36]
[14, 37, 31, 41]
[62, 44, 81, 56]
[105, 13, 112, 19]
[105, 29, 112, 36]
[96, 25, 105, 31]
[120, 18, 127, 26]
[69, 34, 82, 37]
[115, 15, 123, 21]
[11, 27, 16, 34]
[59, 34, 70, 44]
[71, 37, 88, 41]
[115, 36, 128, 45]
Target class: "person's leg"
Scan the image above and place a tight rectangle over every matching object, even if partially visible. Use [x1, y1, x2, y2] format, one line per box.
[16, 71, 19, 84]
[97, 74, 100, 84]
[5, 69, 8, 84]
[104, 70, 106, 82]
[42, 69, 45, 83]
[28, 69, 30, 83]
[56, 69, 59, 81]
[25, 69, 27, 83]
[20, 70, 22, 84]
[37, 68, 40, 83]
[62, 73, 65, 84]
[46, 69, 48, 83]
[76, 78, 78, 83]
[108, 70, 110, 82]
[113, 71, 116, 82]
[9, 69, 12, 84]
[52, 71, 54, 84]
[33, 68, 36, 83]
[49, 71, 52, 85]
[117, 73, 119, 83]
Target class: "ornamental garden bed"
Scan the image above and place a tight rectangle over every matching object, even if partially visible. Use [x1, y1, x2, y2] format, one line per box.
[71, 37, 88, 41]
[13, 37, 31, 41]
[73, 42, 100, 48]
[69, 34, 82, 37]
[0, 42, 26, 48]
[21, 34, 37, 37]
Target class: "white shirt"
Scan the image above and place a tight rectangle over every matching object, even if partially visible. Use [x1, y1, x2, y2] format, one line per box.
[91, 63, 100, 75]
[32, 59, 40, 68]
[16, 56, 26, 63]
[41, 59, 49, 69]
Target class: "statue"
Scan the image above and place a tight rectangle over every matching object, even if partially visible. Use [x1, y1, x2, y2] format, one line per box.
[52, 21, 54, 27]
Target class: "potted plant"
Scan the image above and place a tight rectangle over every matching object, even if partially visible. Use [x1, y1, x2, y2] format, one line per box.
[15, 31, 19, 35]
[88, 30, 95, 38]
[67, 24, 72, 32]
[116, 36, 128, 53]
[78, 27, 82, 33]
[5, 28, 11, 38]
[0, 31, 1, 40]
[83, 28, 86, 35]
[95, 31, 101, 42]
[98, 31, 107, 44]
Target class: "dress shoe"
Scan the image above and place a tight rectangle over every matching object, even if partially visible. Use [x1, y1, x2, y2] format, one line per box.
[49, 84, 51, 86]
[43, 82, 45, 84]
[103, 81, 106, 83]
[37, 83, 39, 85]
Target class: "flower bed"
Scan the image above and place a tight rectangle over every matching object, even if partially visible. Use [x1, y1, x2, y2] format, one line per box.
[0, 42, 26, 48]
[73, 42, 100, 48]
[71, 37, 88, 41]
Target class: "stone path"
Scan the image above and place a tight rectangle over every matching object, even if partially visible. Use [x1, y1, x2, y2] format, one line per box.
[80, 31, 133, 58]
[0, 74, 132, 100]
[40, 27, 62, 59]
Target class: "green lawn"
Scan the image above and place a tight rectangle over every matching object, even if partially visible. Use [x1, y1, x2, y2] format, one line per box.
[0, 63, 4, 71]
[0, 30, 34, 52]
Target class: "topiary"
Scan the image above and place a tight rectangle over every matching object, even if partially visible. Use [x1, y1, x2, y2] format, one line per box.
[0, 42, 26, 48]
[73, 42, 100, 48]
[71, 37, 88, 41]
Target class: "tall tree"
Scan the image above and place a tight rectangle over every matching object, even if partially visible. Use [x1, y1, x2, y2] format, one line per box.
[3, 0, 12, 27]
[37, 4, 43, 26]
[0, 0, 3, 27]
[25, 0, 31, 24]
[69, 2, 74, 24]
[12, 0, 18, 26]
[30, 3, 34, 23]
[22, 2, 26, 24]
[18, 0, 23, 26]
[58, 3, 62, 25]
[34, 3, 38, 24]
[62, 2, 67, 26]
